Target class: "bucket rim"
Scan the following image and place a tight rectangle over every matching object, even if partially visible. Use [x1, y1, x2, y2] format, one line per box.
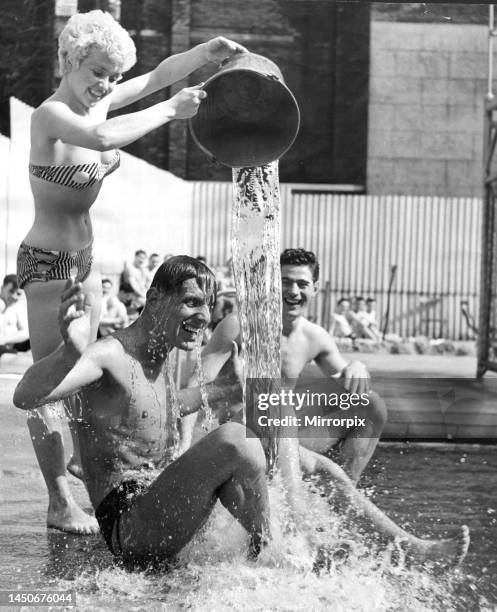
[189, 61, 301, 167]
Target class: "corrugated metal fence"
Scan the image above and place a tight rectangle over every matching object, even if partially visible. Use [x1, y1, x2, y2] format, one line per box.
[189, 183, 481, 340]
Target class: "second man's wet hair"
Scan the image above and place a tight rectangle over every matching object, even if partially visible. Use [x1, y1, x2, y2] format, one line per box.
[151, 255, 217, 310]
[280, 248, 319, 282]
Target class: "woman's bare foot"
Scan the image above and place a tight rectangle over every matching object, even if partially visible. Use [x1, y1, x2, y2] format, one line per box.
[400, 525, 470, 569]
[47, 497, 99, 535]
[66, 455, 84, 481]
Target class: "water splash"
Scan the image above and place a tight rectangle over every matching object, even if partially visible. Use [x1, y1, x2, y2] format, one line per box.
[164, 351, 181, 460]
[230, 162, 283, 468]
[57, 478, 480, 611]
[194, 332, 214, 431]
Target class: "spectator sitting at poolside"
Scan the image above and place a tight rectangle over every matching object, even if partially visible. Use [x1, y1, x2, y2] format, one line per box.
[211, 259, 237, 329]
[119, 250, 149, 314]
[350, 296, 381, 341]
[98, 278, 128, 338]
[331, 297, 357, 345]
[366, 297, 381, 334]
[145, 253, 162, 289]
[0, 274, 30, 355]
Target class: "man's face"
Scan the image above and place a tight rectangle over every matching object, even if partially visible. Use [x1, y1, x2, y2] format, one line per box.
[281, 264, 317, 320]
[149, 255, 161, 269]
[356, 299, 366, 312]
[0, 282, 23, 307]
[337, 300, 350, 314]
[102, 281, 112, 296]
[155, 278, 211, 351]
[134, 252, 147, 267]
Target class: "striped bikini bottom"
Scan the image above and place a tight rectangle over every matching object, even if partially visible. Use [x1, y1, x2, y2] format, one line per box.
[17, 241, 93, 289]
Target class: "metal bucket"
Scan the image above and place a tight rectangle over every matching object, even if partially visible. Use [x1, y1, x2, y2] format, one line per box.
[189, 53, 300, 168]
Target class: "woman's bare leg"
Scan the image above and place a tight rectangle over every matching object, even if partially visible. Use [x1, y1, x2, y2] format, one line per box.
[119, 423, 270, 561]
[25, 271, 101, 533]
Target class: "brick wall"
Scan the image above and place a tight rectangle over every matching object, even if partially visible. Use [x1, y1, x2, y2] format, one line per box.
[119, 0, 369, 184]
[368, 21, 487, 196]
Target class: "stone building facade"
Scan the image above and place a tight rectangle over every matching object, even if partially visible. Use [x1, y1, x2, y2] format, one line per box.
[115, 0, 370, 186]
[0, 1, 491, 196]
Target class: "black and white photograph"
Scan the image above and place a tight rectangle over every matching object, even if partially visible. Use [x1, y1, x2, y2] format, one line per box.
[0, 1, 496, 610]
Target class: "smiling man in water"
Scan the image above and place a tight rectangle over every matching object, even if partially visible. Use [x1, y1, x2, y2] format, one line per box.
[14, 256, 269, 565]
[190, 248, 387, 484]
[181, 249, 469, 568]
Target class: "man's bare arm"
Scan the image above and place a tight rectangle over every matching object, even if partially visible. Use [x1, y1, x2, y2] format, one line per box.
[312, 325, 370, 394]
[13, 281, 103, 409]
[178, 340, 243, 417]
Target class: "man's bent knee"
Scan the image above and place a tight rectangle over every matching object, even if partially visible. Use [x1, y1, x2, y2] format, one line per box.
[214, 422, 266, 472]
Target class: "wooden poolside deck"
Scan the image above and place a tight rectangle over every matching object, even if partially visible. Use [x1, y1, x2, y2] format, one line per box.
[300, 353, 497, 442]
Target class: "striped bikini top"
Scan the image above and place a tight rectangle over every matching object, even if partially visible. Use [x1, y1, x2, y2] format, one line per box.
[29, 151, 120, 190]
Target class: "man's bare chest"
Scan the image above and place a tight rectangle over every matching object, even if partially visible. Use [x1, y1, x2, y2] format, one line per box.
[280, 334, 314, 382]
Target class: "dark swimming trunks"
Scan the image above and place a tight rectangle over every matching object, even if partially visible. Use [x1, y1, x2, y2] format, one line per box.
[95, 480, 144, 556]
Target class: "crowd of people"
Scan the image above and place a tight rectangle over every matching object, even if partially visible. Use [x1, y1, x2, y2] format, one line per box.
[331, 295, 381, 343]
[1, 260, 383, 355]
[0, 252, 236, 355]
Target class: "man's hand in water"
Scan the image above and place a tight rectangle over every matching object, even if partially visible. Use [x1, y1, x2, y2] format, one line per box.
[204, 36, 248, 64]
[58, 278, 94, 356]
[340, 360, 370, 395]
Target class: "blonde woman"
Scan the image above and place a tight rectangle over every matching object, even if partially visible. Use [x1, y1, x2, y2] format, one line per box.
[19, 9, 247, 533]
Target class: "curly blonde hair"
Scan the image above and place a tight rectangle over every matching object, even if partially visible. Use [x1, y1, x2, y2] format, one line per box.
[58, 10, 136, 75]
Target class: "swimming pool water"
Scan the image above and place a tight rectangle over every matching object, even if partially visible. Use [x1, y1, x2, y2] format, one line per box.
[1, 383, 495, 611]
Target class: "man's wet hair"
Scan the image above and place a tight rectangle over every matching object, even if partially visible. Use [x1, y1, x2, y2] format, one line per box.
[151, 255, 217, 310]
[2, 274, 18, 290]
[280, 248, 319, 282]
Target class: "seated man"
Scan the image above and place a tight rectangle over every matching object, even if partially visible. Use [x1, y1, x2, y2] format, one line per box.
[0, 274, 30, 355]
[98, 278, 128, 337]
[191, 249, 387, 484]
[331, 297, 356, 339]
[118, 249, 149, 315]
[145, 253, 162, 289]
[350, 296, 381, 341]
[183, 250, 469, 567]
[14, 257, 269, 565]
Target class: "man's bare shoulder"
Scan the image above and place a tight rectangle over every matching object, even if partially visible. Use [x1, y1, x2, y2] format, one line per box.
[212, 314, 241, 347]
[300, 318, 339, 357]
[85, 334, 126, 369]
